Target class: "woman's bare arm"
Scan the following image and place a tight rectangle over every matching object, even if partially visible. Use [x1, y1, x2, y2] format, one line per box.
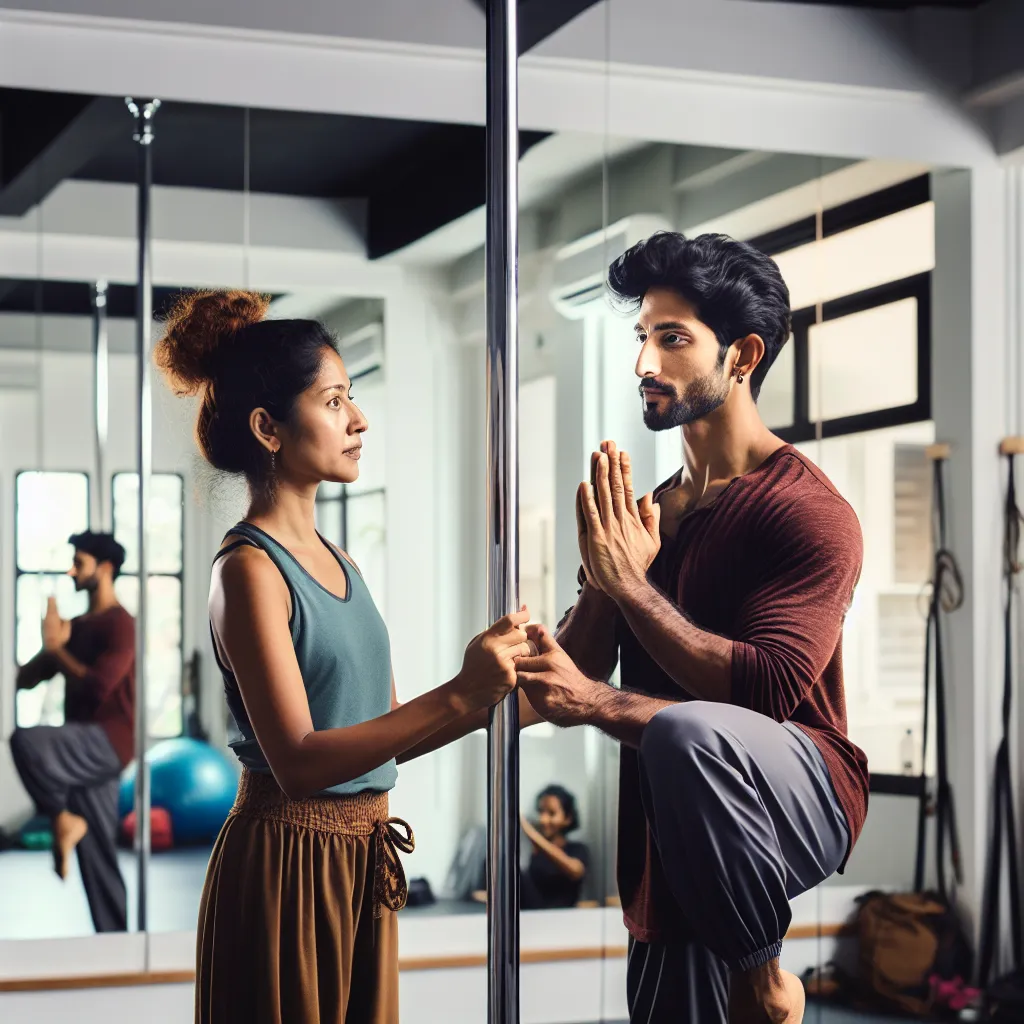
[396, 689, 541, 764]
[521, 817, 586, 881]
[213, 546, 528, 799]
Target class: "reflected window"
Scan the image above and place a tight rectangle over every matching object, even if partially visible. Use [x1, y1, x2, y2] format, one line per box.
[773, 202, 934, 310]
[314, 366, 388, 612]
[808, 295, 920, 422]
[750, 177, 933, 442]
[757, 333, 795, 430]
[796, 427, 937, 776]
[14, 471, 90, 727]
[112, 472, 184, 738]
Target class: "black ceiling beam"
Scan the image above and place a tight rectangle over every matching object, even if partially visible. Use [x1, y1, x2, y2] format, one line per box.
[369, 0, 598, 256]
[739, 0, 983, 7]
[469, 0, 602, 53]
[0, 92, 129, 217]
[0, 280, 202, 319]
[365, 126, 546, 259]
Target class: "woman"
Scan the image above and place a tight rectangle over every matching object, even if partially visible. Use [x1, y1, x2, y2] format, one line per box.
[155, 290, 534, 1024]
[521, 785, 589, 909]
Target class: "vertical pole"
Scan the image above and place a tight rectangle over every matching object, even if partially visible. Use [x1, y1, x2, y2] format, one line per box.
[126, 96, 159, 936]
[92, 281, 109, 530]
[485, 1, 520, 1022]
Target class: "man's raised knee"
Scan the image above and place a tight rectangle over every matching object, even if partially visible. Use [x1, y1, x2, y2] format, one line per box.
[8, 727, 30, 764]
[640, 702, 721, 765]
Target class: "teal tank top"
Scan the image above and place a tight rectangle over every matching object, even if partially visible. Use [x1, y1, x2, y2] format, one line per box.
[212, 521, 398, 796]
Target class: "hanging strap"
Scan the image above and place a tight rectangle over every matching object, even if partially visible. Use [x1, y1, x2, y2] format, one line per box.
[914, 456, 964, 898]
[977, 454, 1024, 986]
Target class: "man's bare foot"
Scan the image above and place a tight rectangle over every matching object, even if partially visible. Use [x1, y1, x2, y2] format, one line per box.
[729, 961, 805, 1023]
[52, 811, 88, 880]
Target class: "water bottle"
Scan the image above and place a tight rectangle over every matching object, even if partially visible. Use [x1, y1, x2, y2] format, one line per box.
[900, 728, 915, 776]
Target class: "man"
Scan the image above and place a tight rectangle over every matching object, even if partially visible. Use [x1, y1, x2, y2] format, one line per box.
[11, 531, 135, 933]
[516, 232, 868, 1024]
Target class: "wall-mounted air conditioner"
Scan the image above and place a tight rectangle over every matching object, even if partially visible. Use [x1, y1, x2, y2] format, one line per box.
[549, 215, 671, 321]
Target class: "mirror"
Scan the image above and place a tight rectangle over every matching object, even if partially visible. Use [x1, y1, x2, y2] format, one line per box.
[574, 134, 941, 1016]
[792, 166, 940, 1018]
[0, 95, 140, 939]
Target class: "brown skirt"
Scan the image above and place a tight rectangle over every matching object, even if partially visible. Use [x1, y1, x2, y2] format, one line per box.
[196, 768, 414, 1024]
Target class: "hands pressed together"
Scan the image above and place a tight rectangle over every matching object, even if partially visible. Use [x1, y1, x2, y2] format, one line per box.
[41, 596, 71, 653]
[576, 440, 661, 599]
[458, 440, 659, 727]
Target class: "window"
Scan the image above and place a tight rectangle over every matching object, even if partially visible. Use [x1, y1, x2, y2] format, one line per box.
[314, 365, 387, 611]
[759, 178, 938, 775]
[14, 471, 90, 727]
[112, 472, 185, 739]
[893, 444, 932, 584]
[753, 176, 932, 443]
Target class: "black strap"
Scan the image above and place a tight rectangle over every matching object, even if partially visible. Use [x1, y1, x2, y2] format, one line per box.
[211, 536, 258, 565]
[914, 458, 964, 898]
[977, 455, 1024, 985]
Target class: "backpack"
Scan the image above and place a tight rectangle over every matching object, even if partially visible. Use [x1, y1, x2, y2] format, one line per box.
[839, 889, 973, 1017]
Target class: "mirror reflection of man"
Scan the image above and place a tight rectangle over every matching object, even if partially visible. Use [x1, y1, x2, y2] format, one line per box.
[11, 532, 135, 933]
[516, 233, 868, 1024]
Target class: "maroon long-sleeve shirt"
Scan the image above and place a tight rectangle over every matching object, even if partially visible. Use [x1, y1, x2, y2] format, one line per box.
[62, 606, 136, 766]
[614, 444, 869, 944]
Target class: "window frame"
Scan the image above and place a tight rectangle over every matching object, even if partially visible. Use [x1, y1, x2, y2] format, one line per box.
[315, 361, 385, 552]
[13, 468, 91, 727]
[316, 485, 387, 551]
[774, 273, 931, 444]
[749, 174, 933, 443]
[111, 469, 186, 740]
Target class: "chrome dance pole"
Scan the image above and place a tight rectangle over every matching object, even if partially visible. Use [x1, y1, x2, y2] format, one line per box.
[91, 280, 109, 530]
[126, 96, 160, 935]
[484, 1, 520, 1022]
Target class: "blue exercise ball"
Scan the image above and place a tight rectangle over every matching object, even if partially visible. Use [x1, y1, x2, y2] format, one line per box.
[119, 738, 238, 845]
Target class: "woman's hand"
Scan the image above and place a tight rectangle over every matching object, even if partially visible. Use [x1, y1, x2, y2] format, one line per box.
[449, 606, 534, 715]
[520, 813, 542, 849]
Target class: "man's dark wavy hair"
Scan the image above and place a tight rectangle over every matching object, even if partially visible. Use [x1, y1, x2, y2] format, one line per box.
[68, 531, 126, 578]
[607, 231, 792, 400]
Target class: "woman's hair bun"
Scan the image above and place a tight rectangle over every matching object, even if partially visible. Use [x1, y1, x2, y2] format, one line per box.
[155, 290, 270, 394]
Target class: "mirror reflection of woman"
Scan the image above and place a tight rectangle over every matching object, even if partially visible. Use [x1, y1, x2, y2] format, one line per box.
[155, 291, 533, 1024]
[521, 785, 589, 910]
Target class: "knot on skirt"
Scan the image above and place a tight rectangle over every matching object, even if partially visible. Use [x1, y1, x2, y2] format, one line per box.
[374, 817, 415, 918]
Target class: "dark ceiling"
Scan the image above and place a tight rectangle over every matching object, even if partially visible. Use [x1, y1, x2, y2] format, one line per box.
[0, 279, 274, 321]
[0, 0, 599, 317]
[744, 0, 984, 7]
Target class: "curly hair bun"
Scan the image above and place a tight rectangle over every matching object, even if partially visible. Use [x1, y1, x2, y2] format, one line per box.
[154, 290, 270, 394]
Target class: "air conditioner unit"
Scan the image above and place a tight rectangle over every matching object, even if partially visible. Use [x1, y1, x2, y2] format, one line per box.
[549, 215, 671, 320]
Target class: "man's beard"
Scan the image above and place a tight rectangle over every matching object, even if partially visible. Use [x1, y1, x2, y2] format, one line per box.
[640, 370, 730, 431]
[73, 574, 98, 594]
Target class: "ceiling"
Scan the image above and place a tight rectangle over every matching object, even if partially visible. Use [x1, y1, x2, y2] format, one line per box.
[0, 0, 600, 318]
[744, 0, 985, 7]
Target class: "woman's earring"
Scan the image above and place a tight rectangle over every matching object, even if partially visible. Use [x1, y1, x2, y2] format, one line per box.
[737, 373, 744, 384]
[270, 448, 277, 474]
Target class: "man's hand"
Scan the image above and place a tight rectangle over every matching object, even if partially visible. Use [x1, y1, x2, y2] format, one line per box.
[577, 440, 661, 600]
[41, 597, 71, 653]
[515, 624, 604, 728]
